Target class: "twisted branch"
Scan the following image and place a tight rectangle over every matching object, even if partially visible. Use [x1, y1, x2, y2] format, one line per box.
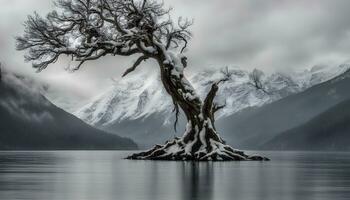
[17, 0, 191, 72]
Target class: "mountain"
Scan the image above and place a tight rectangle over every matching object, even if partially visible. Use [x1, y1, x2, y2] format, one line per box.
[75, 64, 350, 148]
[261, 99, 350, 151]
[216, 67, 350, 149]
[0, 71, 137, 150]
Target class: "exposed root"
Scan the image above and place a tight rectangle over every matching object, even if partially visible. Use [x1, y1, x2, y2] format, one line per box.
[126, 137, 270, 161]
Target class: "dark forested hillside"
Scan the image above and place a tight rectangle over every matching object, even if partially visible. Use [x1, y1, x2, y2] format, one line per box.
[0, 72, 137, 150]
[216, 70, 350, 149]
[261, 99, 350, 151]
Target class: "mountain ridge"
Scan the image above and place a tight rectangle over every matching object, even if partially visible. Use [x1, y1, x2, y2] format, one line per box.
[216, 68, 350, 149]
[0, 70, 138, 150]
[261, 98, 350, 151]
[76, 64, 350, 125]
[74, 64, 350, 148]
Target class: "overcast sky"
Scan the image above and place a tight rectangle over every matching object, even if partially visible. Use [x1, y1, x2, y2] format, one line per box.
[1, 0, 350, 110]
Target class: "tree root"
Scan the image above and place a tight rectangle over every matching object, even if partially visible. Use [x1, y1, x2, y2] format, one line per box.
[126, 137, 270, 161]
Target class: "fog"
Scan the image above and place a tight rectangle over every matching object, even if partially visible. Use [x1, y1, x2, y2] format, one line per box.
[1, 0, 350, 110]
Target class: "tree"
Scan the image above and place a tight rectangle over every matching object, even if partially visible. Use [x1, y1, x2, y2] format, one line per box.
[17, 0, 268, 161]
[249, 68, 268, 94]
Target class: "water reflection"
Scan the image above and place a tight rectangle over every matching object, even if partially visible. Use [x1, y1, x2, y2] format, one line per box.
[0, 151, 349, 200]
[179, 162, 214, 200]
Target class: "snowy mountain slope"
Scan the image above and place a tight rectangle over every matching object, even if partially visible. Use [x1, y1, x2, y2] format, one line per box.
[76, 64, 350, 126]
[73, 64, 350, 148]
[76, 72, 172, 126]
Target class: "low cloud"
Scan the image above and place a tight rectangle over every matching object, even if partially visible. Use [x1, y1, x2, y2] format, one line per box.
[1, 0, 350, 108]
[1, 71, 54, 122]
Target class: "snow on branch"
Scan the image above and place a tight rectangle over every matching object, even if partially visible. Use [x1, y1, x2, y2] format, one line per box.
[16, 0, 192, 73]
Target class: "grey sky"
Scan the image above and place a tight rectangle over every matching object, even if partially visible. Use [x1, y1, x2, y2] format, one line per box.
[1, 0, 350, 109]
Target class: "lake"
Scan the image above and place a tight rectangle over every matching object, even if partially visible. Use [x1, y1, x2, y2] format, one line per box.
[0, 151, 349, 200]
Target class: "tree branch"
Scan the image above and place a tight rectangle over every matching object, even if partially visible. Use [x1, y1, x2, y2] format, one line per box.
[18, 0, 190, 72]
[248, 68, 270, 95]
[122, 55, 149, 77]
[202, 82, 219, 117]
[202, 68, 232, 123]
[213, 103, 225, 114]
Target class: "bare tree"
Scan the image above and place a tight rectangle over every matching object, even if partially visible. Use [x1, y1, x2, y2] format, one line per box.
[249, 68, 269, 94]
[17, 0, 268, 161]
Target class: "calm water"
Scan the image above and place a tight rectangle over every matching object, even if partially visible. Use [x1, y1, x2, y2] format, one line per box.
[0, 151, 349, 200]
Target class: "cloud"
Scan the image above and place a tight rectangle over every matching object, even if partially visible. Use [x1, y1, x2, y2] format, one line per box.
[0, 98, 54, 123]
[1, 0, 350, 109]
[0, 71, 54, 122]
[172, 0, 350, 71]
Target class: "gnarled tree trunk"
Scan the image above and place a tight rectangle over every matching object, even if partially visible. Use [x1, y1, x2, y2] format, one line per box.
[127, 55, 269, 161]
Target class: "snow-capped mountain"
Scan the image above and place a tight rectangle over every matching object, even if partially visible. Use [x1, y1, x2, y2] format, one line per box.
[293, 63, 350, 88]
[216, 67, 350, 150]
[75, 64, 350, 127]
[75, 72, 172, 126]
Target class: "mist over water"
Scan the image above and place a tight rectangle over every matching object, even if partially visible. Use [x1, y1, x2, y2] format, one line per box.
[0, 151, 349, 200]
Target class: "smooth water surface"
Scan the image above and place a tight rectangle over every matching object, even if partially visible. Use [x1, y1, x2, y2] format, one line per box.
[0, 151, 349, 200]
